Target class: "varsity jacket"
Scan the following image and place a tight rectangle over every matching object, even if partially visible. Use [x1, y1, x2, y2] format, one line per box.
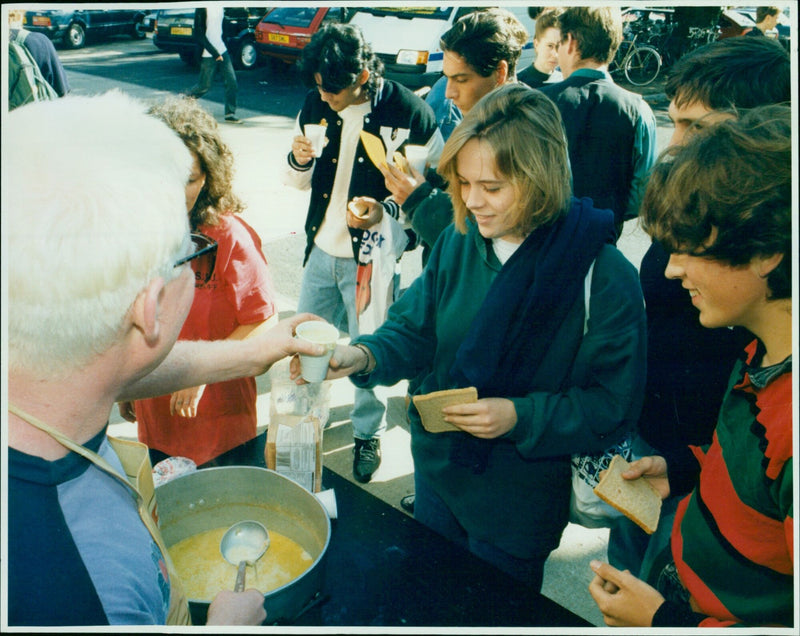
[655, 341, 793, 627]
[286, 78, 443, 265]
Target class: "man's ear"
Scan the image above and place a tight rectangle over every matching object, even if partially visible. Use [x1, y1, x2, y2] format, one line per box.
[130, 277, 166, 346]
[563, 33, 578, 57]
[754, 253, 784, 279]
[357, 68, 370, 86]
[495, 59, 509, 86]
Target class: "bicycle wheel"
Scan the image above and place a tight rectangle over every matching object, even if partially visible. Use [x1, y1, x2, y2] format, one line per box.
[625, 46, 661, 86]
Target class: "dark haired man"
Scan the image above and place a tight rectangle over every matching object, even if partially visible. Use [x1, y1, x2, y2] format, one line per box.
[606, 35, 791, 581]
[539, 6, 656, 239]
[187, 6, 240, 123]
[285, 23, 443, 483]
[382, 8, 529, 266]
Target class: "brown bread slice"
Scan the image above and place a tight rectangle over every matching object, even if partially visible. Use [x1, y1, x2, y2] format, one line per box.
[593, 454, 662, 534]
[412, 387, 478, 433]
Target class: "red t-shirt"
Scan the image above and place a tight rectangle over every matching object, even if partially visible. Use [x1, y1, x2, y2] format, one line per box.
[135, 215, 276, 464]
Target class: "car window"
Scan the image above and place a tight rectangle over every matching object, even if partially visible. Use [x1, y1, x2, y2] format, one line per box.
[323, 7, 345, 24]
[262, 7, 319, 28]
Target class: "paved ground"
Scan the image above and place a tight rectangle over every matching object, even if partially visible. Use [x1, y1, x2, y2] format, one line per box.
[101, 36, 672, 626]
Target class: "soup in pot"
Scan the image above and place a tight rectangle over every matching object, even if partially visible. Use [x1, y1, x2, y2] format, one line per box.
[169, 526, 313, 601]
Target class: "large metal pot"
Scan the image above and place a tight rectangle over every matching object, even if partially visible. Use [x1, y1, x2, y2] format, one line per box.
[155, 466, 330, 625]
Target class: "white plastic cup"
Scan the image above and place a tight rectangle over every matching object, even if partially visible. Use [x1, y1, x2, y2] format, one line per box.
[314, 488, 338, 519]
[404, 144, 428, 175]
[304, 124, 327, 158]
[295, 320, 339, 383]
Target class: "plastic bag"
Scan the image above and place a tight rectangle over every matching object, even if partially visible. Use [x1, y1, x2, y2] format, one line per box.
[266, 359, 330, 492]
[355, 214, 408, 334]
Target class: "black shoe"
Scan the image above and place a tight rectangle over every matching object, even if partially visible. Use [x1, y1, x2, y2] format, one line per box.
[353, 438, 381, 483]
[400, 493, 415, 514]
[224, 114, 242, 123]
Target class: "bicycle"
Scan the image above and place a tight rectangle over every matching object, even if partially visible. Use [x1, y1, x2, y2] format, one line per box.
[610, 34, 663, 86]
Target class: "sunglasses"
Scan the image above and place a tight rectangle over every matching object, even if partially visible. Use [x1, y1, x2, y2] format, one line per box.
[174, 232, 218, 286]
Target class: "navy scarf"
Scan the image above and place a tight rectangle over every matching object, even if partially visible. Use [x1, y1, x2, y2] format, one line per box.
[448, 198, 616, 472]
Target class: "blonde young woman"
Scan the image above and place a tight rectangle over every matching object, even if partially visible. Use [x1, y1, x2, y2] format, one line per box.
[120, 97, 277, 466]
[302, 84, 647, 592]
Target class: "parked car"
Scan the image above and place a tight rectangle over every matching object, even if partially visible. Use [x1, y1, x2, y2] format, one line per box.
[717, 8, 756, 39]
[254, 6, 350, 66]
[22, 8, 150, 49]
[152, 7, 269, 70]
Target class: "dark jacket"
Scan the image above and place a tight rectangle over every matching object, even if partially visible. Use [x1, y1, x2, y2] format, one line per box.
[288, 79, 441, 264]
[540, 73, 647, 235]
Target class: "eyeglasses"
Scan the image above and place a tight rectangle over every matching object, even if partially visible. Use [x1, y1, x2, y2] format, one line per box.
[174, 232, 218, 286]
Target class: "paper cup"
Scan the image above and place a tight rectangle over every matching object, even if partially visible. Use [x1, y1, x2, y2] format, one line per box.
[304, 124, 326, 158]
[404, 144, 428, 175]
[295, 320, 339, 383]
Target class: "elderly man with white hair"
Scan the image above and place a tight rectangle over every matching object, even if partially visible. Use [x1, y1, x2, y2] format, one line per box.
[3, 91, 323, 626]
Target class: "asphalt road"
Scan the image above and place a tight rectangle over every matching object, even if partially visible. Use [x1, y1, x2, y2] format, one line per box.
[58, 34, 672, 311]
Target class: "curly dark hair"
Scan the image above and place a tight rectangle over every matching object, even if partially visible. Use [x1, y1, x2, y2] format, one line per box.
[148, 96, 244, 229]
[298, 23, 383, 97]
[641, 104, 791, 299]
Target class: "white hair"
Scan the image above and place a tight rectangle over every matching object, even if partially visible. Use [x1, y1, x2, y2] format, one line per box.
[3, 90, 192, 376]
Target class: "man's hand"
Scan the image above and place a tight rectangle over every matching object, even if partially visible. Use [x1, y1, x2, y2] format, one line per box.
[588, 560, 665, 627]
[170, 385, 206, 417]
[207, 588, 266, 625]
[614, 455, 671, 500]
[291, 134, 316, 166]
[346, 196, 383, 230]
[442, 397, 517, 438]
[380, 162, 423, 205]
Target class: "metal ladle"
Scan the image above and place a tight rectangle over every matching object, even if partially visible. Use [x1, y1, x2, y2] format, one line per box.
[220, 520, 270, 591]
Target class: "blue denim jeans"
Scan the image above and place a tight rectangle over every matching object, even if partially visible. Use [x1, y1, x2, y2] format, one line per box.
[414, 473, 548, 592]
[189, 53, 237, 116]
[297, 246, 386, 440]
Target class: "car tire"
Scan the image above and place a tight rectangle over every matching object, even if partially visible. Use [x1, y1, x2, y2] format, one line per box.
[66, 22, 86, 49]
[233, 37, 258, 70]
[132, 18, 147, 40]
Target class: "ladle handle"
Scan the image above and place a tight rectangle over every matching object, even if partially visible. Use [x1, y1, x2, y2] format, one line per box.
[234, 561, 247, 592]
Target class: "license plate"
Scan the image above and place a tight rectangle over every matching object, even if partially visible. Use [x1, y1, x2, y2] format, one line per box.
[32, 16, 51, 27]
[170, 26, 193, 36]
[268, 33, 290, 44]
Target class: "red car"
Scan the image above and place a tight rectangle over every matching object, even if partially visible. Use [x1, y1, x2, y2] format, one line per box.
[254, 6, 349, 66]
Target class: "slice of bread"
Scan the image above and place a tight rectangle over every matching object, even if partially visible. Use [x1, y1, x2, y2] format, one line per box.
[412, 387, 478, 433]
[593, 454, 662, 534]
